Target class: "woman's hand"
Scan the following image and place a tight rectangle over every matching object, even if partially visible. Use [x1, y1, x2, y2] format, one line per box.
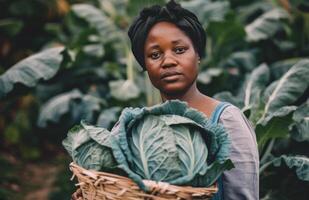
[71, 188, 82, 200]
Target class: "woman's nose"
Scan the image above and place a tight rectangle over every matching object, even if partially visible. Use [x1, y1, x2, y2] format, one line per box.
[161, 54, 177, 68]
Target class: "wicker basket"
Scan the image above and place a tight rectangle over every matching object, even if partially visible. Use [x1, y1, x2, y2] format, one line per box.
[70, 162, 218, 200]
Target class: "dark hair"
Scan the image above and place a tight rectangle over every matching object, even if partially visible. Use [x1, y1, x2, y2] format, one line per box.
[128, 0, 206, 70]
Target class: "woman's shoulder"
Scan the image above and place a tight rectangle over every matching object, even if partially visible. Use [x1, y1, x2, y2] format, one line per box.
[219, 103, 249, 125]
[218, 103, 256, 139]
[218, 103, 258, 150]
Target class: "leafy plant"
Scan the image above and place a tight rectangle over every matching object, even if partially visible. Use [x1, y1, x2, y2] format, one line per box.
[62, 120, 116, 170]
[112, 100, 234, 190]
[63, 100, 234, 191]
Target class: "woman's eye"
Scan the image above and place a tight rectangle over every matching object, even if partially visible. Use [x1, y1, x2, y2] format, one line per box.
[174, 47, 186, 54]
[150, 52, 161, 59]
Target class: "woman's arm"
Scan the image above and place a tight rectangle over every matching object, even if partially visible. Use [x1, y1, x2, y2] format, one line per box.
[219, 105, 259, 200]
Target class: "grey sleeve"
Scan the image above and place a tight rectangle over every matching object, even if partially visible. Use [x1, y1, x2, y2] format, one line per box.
[219, 105, 259, 200]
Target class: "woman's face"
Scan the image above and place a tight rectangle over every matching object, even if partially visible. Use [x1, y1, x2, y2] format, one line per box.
[144, 21, 199, 96]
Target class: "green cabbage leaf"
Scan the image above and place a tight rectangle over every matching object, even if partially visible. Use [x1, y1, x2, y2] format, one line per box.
[111, 100, 234, 190]
[62, 120, 117, 170]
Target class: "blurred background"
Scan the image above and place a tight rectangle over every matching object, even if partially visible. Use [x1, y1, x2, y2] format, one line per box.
[0, 0, 308, 199]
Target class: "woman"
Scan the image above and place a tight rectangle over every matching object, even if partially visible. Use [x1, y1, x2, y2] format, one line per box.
[73, 0, 259, 199]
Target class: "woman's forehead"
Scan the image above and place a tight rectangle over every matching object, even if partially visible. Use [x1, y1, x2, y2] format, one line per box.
[147, 22, 187, 37]
[145, 22, 191, 46]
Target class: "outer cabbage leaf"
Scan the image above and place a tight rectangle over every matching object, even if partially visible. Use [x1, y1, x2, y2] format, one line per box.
[129, 115, 182, 182]
[62, 121, 117, 170]
[189, 160, 234, 186]
[75, 140, 113, 170]
[62, 124, 90, 156]
[171, 124, 208, 184]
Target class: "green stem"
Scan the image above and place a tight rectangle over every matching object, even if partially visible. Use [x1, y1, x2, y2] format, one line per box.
[259, 160, 273, 174]
[126, 46, 134, 81]
[206, 37, 212, 63]
[260, 138, 275, 165]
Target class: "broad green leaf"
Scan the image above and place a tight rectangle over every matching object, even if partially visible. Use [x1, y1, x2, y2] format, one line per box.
[273, 155, 309, 181]
[290, 122, 309, 142]
[270, 58, 301, 80]
[182, 0, 230, 26]
[71, 4, 119, 42]
[129, 115, 182, 181]
[0, 47, 64, 98]
[260, 106, 297, 126]
[256, 106, 296, 150]
[37, 89, 102, 127]
[197, 68, 223, 85]
[290, 100, 309, 142]
[273, 39, 296, 52]
[37, 89, 82, 127]
[109, 79, 140, 101]
[237, 1, 273, 24]
[71, 94, 102, 123]
[260, 59, 309, 122]
[242, 63, 270, 109]
[97, 107, 122, 129]
[126, 0, 165, 17]
[292, 100, 309, 122]
[213, 91, 243, 108]
[221, 51, 258, 72]
[82, 44, 104, 58]
[62, 123, 116, 170]
[263, 80, 278, 103]
[207, 13, 246, 63]
[99, 0, 127, 19]
[245, 8, 289, 42]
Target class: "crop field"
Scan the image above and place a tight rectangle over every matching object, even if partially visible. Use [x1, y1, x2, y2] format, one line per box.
[0, 0, 308, 199]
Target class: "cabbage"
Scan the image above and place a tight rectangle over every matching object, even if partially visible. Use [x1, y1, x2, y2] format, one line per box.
[111, 100, 234, 190]
[63, 100, 234, 192]
[62, 120, 117, 170]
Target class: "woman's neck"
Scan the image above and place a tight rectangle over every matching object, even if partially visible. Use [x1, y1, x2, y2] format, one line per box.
[161, 83, 206, 106]
[160, 83, 219, 117]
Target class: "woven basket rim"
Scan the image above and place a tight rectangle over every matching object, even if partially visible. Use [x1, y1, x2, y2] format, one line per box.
[69, 162, 218, 200]
[70, 162, 218, 200]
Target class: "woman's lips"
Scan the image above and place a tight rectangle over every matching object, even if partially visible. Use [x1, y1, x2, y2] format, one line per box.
[160, 71, 182, 81]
